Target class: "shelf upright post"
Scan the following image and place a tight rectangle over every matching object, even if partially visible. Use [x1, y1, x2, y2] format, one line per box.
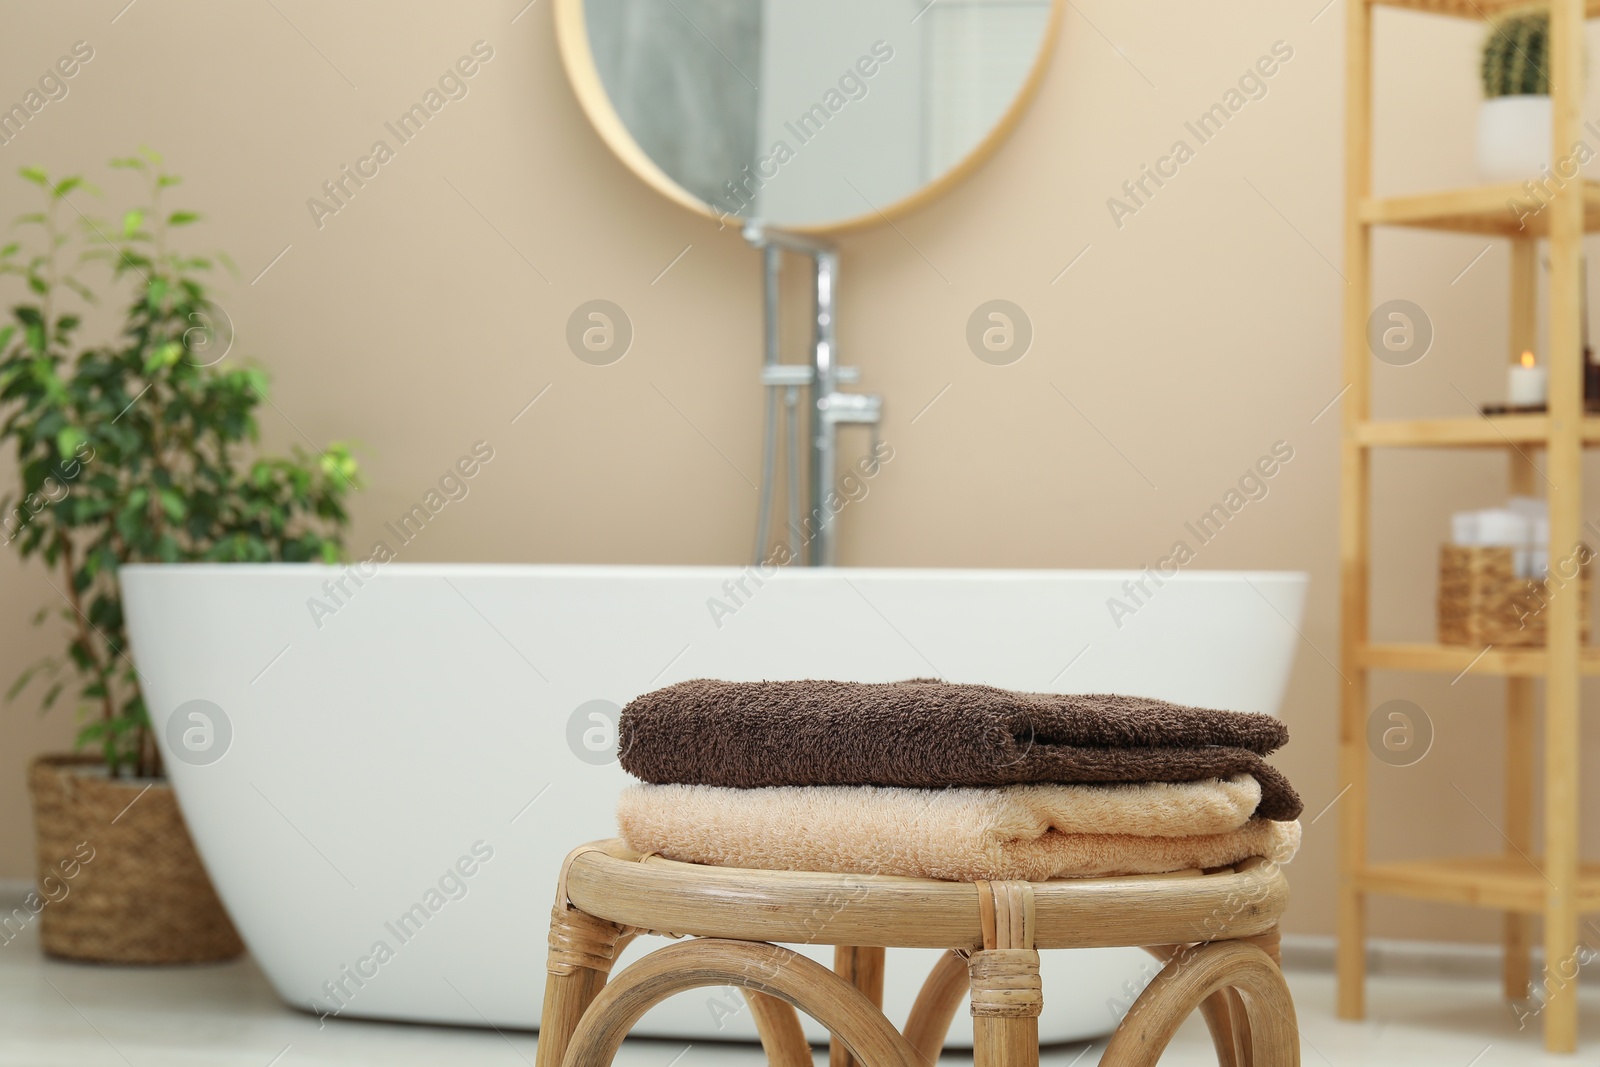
[1503, 236, 1539, 1005]
[1542, 0, 1586, 1051]
[1336, 0, 1375, 1023]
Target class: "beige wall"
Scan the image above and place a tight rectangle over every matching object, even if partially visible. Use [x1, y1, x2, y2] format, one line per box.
[5, 1, 1600, 947]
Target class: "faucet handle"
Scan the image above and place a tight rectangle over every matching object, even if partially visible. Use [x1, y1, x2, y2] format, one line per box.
[822, 391, 882, 425]
[834, 366, 862, 385]
[762, 364, 814, 387]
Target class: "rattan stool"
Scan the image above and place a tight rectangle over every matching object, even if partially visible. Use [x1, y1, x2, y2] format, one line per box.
[535, 840, 1298, 1067]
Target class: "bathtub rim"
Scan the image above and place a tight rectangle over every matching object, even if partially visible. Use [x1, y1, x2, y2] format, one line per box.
[121, 562, 1309, 584]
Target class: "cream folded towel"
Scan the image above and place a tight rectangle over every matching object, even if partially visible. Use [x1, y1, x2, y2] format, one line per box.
[616, 777, 1301, 882]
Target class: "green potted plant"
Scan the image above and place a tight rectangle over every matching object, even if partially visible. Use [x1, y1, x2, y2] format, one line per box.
[1, 150, 360, 963]
[1478, 9, 1553, 180]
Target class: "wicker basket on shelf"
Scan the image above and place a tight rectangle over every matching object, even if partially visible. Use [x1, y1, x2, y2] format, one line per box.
[1438, 544, 1592, 647]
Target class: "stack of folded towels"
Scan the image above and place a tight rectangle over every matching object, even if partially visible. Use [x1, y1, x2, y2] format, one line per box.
[615, 679, 1302, 881]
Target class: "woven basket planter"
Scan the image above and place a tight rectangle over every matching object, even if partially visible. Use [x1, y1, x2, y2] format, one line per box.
[27, 754, 244, 964]
[1438, 544, 1592, 647]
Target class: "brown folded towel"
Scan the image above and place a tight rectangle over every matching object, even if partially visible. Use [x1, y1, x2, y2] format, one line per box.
[618, 678, 1303, 821]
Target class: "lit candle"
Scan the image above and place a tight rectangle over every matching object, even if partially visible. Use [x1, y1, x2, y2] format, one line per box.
[1508, 349, 1547, 406]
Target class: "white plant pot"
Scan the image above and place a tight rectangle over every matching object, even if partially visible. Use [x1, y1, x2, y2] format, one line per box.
[1477, 95, 1552, 181]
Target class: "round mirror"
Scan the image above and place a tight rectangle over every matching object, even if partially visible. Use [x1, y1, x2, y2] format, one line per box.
[556, 0, 1063, 233]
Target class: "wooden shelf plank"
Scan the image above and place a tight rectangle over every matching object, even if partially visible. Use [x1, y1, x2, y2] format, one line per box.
[1355, 856, 1600, 914]
[1372, 0, 1600, 19]
[1360, 182, 1600, 238]
[1359, 642, 1600, 676]
[1354, 416, 1600, 447]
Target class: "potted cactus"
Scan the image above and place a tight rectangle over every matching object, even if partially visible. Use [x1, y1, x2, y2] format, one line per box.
[1477, 10, 1554, 180]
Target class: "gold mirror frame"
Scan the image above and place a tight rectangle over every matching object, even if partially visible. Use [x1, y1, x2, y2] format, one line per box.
[554, 0, 1066, 235]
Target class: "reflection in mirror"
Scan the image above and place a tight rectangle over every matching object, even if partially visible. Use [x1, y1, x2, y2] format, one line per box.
[581, 0, 1054, 230]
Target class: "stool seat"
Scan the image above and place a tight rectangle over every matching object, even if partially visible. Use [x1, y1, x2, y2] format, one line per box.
[561, 840, 1289, 951]
[537, 839, 1299, 1067]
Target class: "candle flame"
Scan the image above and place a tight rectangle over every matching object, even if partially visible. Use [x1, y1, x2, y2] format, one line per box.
[1521, 350, 1536, 368]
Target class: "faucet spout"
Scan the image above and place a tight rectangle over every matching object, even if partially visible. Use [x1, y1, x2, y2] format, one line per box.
[745, 225, 883, 568]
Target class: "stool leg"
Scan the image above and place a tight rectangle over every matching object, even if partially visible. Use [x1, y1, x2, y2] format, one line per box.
[560, 939, 924, 1067]
[1226, 926, 1284, 1067]
[1103, 941, 1297, 1067]
[1146, 945, 1245, 1067]
[969, 949, 1041, 1067]
[832, 947, 886, 1067]
[1194, 987, 1247, 1067]
[903, 949, 972, 1064]
[744, 990, 813, 1067]
[537, 904, 629, 1067]
[1240, 927, 1282, 968]
[1196, 927, 1283, 1067]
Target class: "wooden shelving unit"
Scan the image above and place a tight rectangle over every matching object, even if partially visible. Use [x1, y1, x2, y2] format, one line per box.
[1338, 0, 1596, 1053]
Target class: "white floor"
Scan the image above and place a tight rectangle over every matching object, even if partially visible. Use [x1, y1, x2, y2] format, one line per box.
[1, 917, 1596, 1066]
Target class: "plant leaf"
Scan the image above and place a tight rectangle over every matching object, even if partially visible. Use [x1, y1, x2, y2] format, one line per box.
[55, 426, 86, 457]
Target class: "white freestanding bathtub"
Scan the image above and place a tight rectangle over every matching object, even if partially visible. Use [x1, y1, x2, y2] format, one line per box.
[120, 563, 1305, 1045]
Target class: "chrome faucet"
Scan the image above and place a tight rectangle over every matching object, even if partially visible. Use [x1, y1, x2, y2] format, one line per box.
[744, 222, 883, 567]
